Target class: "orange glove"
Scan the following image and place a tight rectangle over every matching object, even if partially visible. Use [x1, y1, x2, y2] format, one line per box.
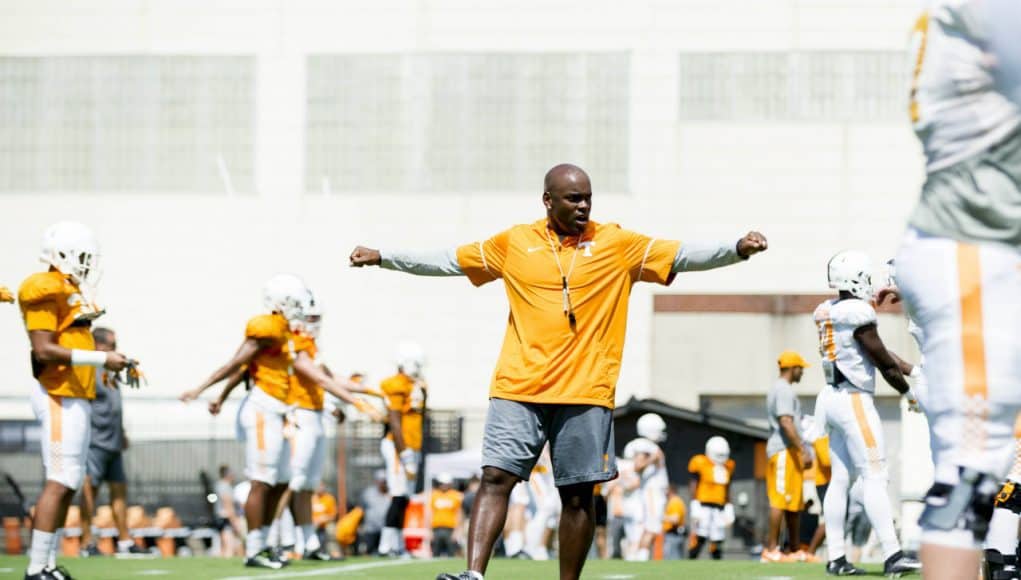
[0, 286, 13, 303]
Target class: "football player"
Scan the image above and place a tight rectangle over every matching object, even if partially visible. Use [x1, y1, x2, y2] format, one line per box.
[523, 447, 560, 561]
[375, 343, 428, 557]
[622, 413, 669, 562]
[984, 440, 1021, 580]
[896, 2, 1021, 578]
[181, 275, 376, 569]
[687, 436, 735, 560]
[814, 251, 921, 576]
[19, 222, 131, 580]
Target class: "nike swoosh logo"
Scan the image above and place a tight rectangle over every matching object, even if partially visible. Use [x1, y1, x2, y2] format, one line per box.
[527, 246, 544, 253]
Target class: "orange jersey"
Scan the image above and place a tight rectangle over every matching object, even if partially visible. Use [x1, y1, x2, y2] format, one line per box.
[663, 495, 686, 532]
[287, 333, 323, 410]
[18, 271, 99, 399]
[688, 454, 735, 505]
[380, 373, 424, 451]
[245, 314, 293, 403]
[456, 219, 680, 408]
[813, 436, 832, 486]
[430, 488, 463, 529]
[312, 492, 337, 527]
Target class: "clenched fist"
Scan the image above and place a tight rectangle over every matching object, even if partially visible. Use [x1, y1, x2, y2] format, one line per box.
[736, 231, 768, 258]
[349, 246, 382, 267]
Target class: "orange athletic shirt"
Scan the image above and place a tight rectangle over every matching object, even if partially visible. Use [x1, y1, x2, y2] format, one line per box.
[19, 271, 98, 399]
[456, 219, 680, 408]
[688, 454, 735, 505]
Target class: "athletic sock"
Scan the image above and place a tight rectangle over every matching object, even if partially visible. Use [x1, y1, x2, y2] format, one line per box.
[634, 547, 650, 561]
[117, 539, 135, 552]
[47, 529, 60, 568]
[862, 476, 901, 559]
[302, 524, 320, 552]
[504, 530, 524, 556]
[27, 529, 55, 575]
[466, 572, 484, 580]
[246, 527, 266, 558]
[267, 519, 280, 548]
[823, 478, 849, 561]
[378, 527, 396, 554]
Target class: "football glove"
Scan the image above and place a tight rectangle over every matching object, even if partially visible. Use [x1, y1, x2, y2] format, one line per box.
[0, 286, 13, 303]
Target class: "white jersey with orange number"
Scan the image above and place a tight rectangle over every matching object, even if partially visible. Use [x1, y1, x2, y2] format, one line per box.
[813, 298, 878, 393]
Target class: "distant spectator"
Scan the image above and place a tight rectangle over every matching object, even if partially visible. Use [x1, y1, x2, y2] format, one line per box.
[214, 465, 243, 557]
[662, 486, 686, 560]
[429, 473, 463, 557]
[312, 482, 338, 553]
[358, 470, 390, 555]
[80, 327, 144, 556]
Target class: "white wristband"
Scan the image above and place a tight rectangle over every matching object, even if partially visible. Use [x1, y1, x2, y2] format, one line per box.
[909, 366, 922, 380]
[71, 349, 107, 368]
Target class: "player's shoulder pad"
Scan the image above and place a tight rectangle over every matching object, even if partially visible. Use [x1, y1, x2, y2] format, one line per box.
[246, 314, 287, 340]
[688, 453, 707, 469]
[18, 271, 67, 306]
[832, 298, 877, 328]
[291, 334, 316, 354]
[812, 299, 835, 321]
[726, 458, 736, 471]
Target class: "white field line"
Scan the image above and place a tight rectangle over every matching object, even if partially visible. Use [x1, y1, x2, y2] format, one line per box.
[220, 559, 418, 580]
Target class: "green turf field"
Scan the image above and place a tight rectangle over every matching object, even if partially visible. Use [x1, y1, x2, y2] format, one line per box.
[0, 555, 888, 579]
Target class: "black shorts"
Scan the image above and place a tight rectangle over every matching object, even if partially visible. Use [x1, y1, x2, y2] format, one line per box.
[594, 493, 608, 526]
[86, 447, 126, 485]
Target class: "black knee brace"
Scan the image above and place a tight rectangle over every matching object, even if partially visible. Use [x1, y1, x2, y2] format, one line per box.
[384, 495, 410, 528]
[919, 468, 999, 542]
[984, 548, 1020, 580]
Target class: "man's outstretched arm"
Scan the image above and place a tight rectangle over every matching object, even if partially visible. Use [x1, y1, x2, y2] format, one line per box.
[672, 231, 767, 273]
[350, 246, 463, 276]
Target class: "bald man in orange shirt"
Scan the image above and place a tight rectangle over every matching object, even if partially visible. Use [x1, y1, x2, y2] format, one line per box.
[350, 163, 767, 580]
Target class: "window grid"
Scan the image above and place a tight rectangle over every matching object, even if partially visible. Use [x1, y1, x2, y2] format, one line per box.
[307, 53, 630, 193]
[679, 51, 911, 121]
[0, 56, 254, 192]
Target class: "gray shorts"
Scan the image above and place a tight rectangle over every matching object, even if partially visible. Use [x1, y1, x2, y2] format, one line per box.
[481, 398, 617, 487]
[87, 447, 126, 485]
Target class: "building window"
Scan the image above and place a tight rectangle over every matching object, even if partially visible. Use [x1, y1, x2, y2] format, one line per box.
[307, 53, 630, 193]
[0, 56, 254, 192]
[679, 51, 911, 121]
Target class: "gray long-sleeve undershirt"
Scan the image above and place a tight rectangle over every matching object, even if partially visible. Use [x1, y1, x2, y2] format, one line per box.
[379, 239, 743, 276]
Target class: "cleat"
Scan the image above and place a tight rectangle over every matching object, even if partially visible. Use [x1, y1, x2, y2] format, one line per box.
[303, 548, 343, 561]
[79, 543, 102, 558]
[761, 548, 794, 563]
[244, 550, 283, 569]
[24, 567, 72, 580]
[792, 550, 820, 563]
[270, 547, 291, 567]
[883, 551, 921, 577]
[827, 556, 867, 576]
[117, 544, 147, 555]
[435, 573, 481, 580]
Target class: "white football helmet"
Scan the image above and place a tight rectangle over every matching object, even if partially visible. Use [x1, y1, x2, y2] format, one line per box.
[706, 436, 730, 464]
[303, 293, 323, 339]
[396, 341, 426, 378]
[636, 413, 667, 443]
[40, 221, 100, 286]
[827, 250, 874, 301]
[262, 274, 312, 330]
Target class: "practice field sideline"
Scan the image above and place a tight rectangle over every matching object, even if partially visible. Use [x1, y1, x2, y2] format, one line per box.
[0, 556, 883, 579]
